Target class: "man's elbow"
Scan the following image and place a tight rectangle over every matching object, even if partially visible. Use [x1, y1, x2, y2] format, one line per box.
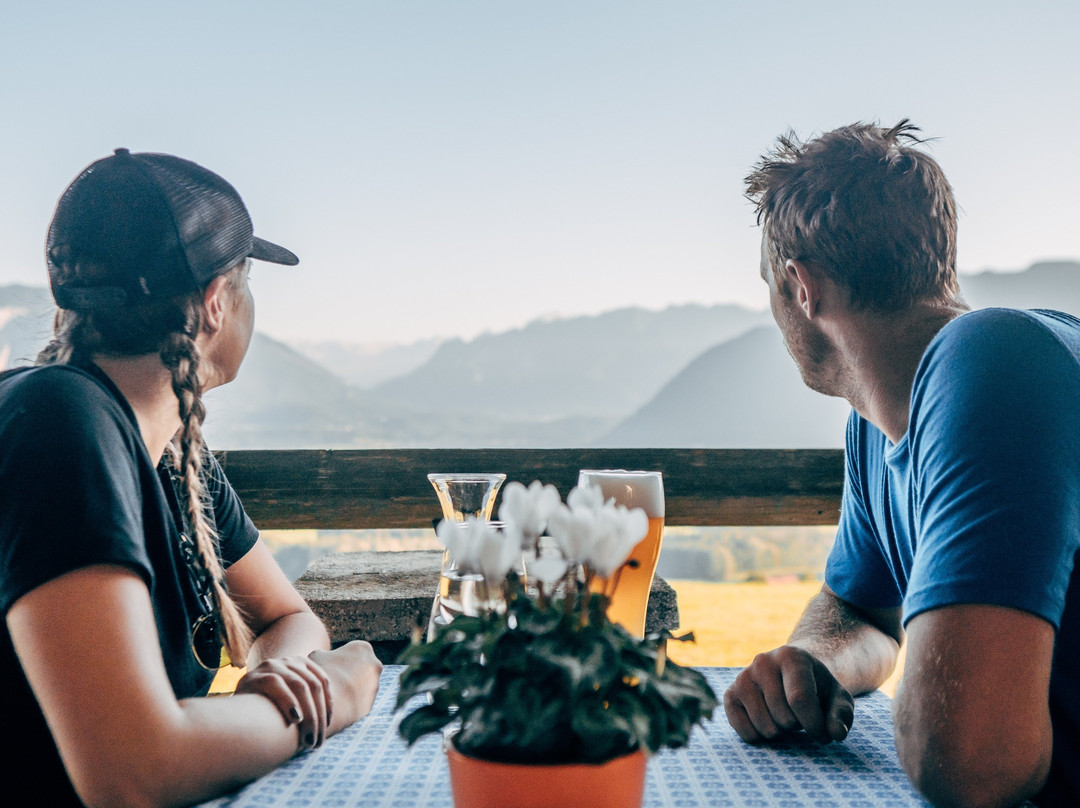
[895, 726, 1050, 808]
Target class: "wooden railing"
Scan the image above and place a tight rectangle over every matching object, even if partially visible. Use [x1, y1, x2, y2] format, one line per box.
[215, 448, 845, 529]
[213, 448, 843, 657]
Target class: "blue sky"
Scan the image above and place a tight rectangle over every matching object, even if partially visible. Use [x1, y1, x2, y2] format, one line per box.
[2, 1, 1078, 343]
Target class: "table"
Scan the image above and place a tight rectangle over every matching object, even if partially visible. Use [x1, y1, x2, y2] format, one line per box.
[198, 666, 930, 808]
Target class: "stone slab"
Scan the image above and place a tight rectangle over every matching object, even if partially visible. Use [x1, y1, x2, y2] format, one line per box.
[295, 550, 680, 649]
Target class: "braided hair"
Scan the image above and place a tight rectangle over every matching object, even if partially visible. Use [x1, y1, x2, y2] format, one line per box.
[37, 259, 253, 665]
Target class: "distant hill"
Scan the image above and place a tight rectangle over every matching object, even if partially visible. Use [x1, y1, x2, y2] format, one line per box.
[4, 258, 1079, 450]
[601, 259, 1080, 449]
[204, 332, 617, 449]
[203, 333, 373, 448]
[600, 326, 851, 448]
[958, 261, 1080, 314]
[369, 304, 772, 420]
[291, 338, 442, 389]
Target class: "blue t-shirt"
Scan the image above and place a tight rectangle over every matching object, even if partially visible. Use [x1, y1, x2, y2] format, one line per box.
[826, 307, 1080, 807]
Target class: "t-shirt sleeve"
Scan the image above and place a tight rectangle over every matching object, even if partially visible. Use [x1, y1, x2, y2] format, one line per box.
[904, 310, 1080, 629]
[0, 369, 153, 614]
[204, 450, 259, 567]
[825, 412, 905, 610]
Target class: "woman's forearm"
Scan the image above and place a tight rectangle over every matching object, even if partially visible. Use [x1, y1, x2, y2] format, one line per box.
[149, 692, 307, 807]
[106, 642, 380, 808]
[245, 609, 331, 668]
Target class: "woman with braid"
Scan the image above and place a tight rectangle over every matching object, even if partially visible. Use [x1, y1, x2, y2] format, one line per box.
[0, 149, 382, 807]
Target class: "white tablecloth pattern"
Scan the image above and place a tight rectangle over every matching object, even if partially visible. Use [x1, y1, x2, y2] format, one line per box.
[199, 666, 930, 808]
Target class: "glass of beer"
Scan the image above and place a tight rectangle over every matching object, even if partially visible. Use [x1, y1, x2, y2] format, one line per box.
[426, 473, 506, 640]
[577, 469, 665, 638]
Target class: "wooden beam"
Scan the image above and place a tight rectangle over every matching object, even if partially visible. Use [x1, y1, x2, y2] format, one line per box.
[215, 448, 844, 529]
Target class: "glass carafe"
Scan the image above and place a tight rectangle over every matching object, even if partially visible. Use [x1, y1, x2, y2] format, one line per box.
[428, 473, 506, 523]
[426, 473, 506, 639]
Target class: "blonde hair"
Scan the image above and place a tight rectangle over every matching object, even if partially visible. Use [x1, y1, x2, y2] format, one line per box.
[38, 261, 253, 664]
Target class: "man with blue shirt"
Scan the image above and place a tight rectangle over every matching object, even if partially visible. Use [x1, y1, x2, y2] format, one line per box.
[723, 120, 1080, 808]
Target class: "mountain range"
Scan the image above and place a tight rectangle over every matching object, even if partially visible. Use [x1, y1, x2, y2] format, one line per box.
[3, 259, 1078, 449]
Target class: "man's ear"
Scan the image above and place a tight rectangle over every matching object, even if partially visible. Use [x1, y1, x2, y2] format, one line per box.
[201, 274, 231, 334]
[783, 259, 820, 319]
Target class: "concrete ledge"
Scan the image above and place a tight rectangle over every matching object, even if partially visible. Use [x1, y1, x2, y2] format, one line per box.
[296, 551, 440, 644]
[295, 550, 680, 661]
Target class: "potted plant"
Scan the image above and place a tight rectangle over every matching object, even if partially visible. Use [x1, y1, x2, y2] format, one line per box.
[395, 481, 718, 808]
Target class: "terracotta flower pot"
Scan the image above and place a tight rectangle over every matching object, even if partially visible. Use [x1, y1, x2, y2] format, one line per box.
[444, 738, 647, 808]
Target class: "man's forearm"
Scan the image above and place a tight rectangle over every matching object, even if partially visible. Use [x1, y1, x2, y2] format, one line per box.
[787, 589, 901, 696]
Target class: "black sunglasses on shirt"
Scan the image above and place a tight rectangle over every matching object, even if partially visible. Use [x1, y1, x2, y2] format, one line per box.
[177, 531, 232, 671]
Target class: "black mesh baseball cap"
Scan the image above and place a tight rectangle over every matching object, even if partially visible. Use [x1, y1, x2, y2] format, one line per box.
[46, 148, 299, 311]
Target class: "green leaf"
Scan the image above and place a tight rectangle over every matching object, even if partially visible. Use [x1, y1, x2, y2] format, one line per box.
[523, 629, 618, 698]
[398, 705, 456, 746]
[568, 695, 637, 762]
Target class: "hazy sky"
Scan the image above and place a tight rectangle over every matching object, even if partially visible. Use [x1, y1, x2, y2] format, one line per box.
[2, 1, 1078, 345]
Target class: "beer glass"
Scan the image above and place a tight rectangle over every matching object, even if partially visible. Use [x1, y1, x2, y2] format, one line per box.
[577, 469, 665, 638]
[426, 473, 506, 639]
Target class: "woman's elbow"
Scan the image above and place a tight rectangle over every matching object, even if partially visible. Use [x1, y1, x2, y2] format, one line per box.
[72, 775, 166, 808]
[66, 730, 207, 808]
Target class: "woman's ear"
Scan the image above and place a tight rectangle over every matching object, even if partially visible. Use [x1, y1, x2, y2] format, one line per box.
[201, 274, 232, 334]
[784, 259, 821, 319]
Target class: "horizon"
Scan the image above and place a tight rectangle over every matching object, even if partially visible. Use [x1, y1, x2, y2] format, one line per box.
[5, 257, 1077, 352]
[3, 2, 1078, 345]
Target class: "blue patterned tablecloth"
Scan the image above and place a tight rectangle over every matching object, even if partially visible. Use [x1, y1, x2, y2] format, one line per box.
[200, 666, 929, 808]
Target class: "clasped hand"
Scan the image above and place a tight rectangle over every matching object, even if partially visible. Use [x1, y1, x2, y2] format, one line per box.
[235, 640, 382, 751]
[724, 645, 854, 745]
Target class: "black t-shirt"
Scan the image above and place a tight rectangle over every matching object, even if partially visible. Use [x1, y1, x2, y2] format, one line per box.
[0, 361, 259, 807]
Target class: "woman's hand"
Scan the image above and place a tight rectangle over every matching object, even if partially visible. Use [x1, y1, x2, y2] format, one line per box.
[235, 641, 382, 751]
[309, 641, 382, 732]
[235, 655, 333, 750]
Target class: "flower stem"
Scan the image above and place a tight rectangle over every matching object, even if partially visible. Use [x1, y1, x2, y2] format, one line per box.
[579, 570, 593, 630]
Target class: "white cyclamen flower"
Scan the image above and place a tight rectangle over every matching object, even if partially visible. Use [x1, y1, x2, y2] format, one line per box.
[566, 482, 607, 514]
[498, 480, 562, 551]
[586, 504, 648, 578]
[545, 483, 606, 565]
[528, 555, 569, 586]
[475, 523, 521, 584]
[436, 517, 520, 585]
[436, 518, 482, 573]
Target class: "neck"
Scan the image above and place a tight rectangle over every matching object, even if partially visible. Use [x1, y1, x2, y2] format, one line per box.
[90, 354, 181, 464]
[830, 301, 968, 444]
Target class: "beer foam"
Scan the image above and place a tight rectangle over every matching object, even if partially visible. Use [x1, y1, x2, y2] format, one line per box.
[577, 469, 664, 517]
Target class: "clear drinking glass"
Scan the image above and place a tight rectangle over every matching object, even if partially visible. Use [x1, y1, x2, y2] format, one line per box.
[426, 473, 506, 640]
[577, 469, 665, 638]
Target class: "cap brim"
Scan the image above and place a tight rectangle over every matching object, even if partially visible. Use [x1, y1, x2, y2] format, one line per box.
[250, 236, 299, 266]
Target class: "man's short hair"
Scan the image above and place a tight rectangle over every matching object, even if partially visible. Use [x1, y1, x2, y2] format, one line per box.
[746, 120, 959, 311]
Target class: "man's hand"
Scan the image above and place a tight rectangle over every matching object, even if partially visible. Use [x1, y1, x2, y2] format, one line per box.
[724, 586, 898, 746]
[724, 645, 854, 744]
